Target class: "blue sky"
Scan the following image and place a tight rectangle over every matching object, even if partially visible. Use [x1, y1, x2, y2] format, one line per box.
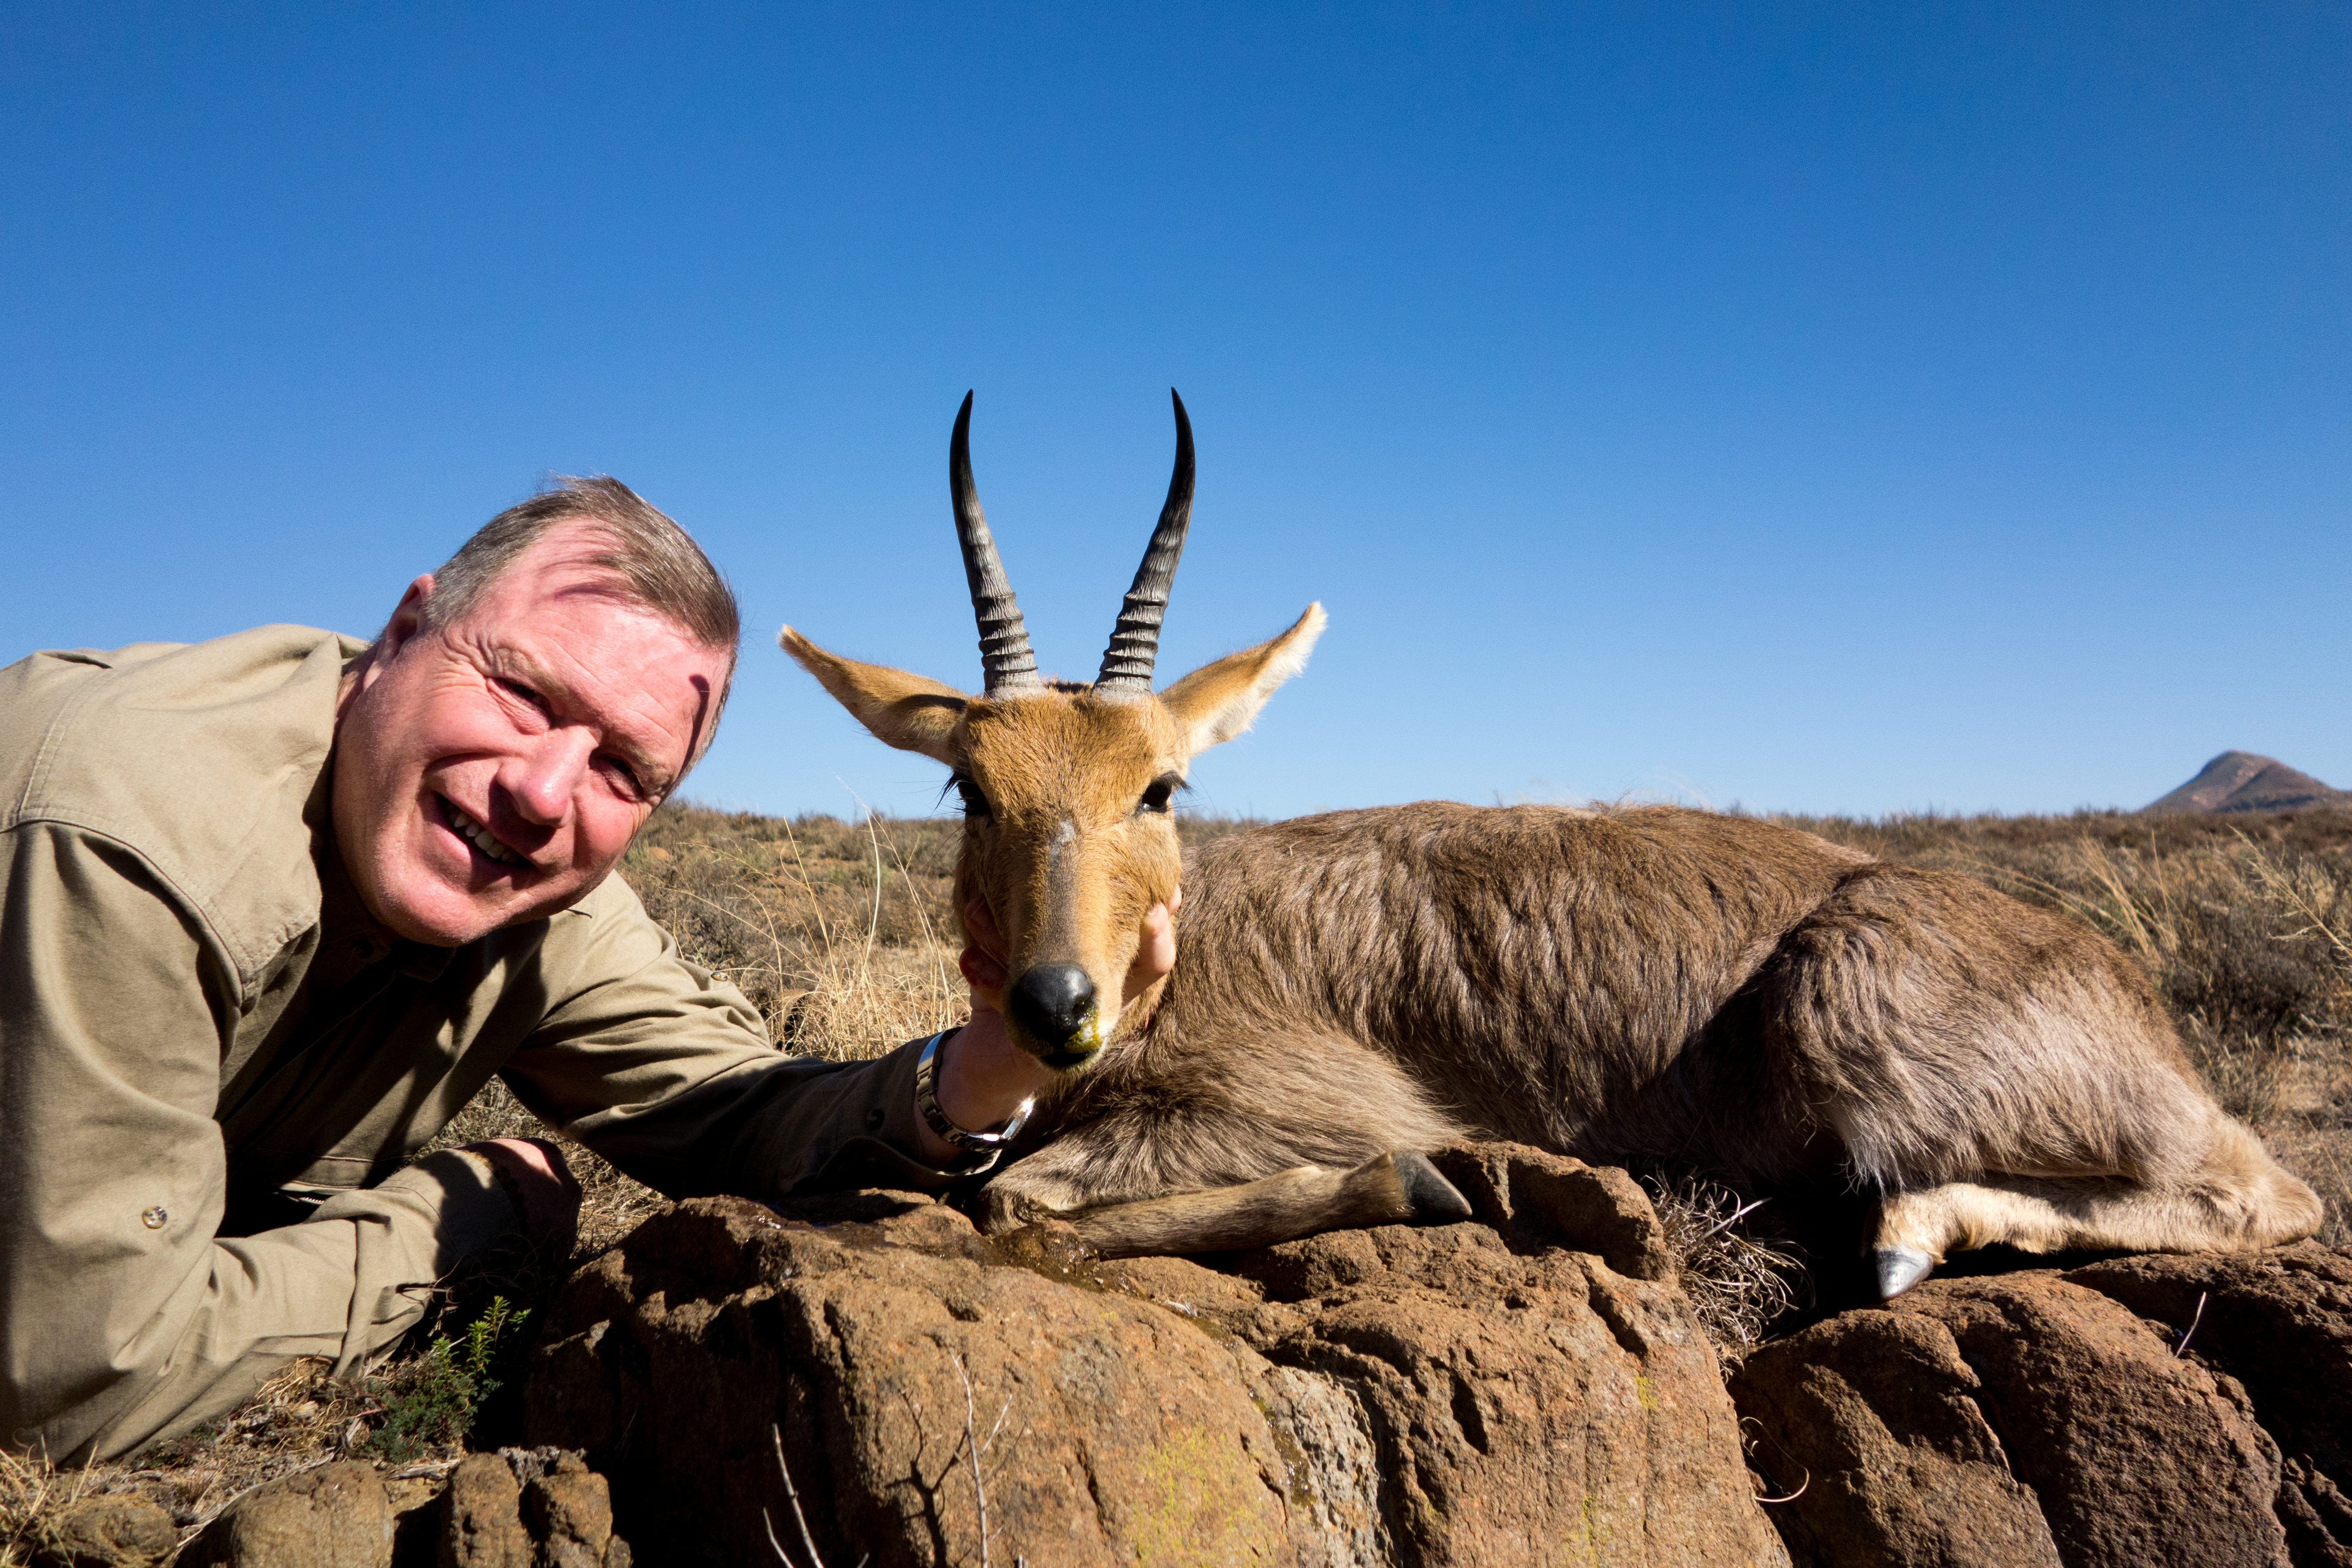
[5, 4, 2345, 821]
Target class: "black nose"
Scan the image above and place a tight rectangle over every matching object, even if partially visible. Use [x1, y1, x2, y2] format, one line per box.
[1008, 964, 1098, 1052]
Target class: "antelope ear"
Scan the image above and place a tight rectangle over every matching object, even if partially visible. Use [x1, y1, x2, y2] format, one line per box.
[1158, 603, 1325, 755]
[780, 628, 967, 767]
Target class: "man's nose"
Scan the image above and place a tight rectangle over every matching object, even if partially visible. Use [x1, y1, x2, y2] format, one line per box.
[504, 727, 595, 824]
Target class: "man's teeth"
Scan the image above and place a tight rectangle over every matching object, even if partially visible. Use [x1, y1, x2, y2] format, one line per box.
[445, 801, 523, 865]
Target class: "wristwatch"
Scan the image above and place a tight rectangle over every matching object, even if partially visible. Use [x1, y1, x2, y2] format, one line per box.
[913, 1030, 1036, 1153]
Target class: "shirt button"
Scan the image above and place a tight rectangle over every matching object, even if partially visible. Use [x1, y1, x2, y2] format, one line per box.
[141, 1206, 168, 1230]
[864, 1108, 886, 1132]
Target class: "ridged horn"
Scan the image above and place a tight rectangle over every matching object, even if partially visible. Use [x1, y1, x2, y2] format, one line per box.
[950, 391, 1040, 692]
[1095, 389, 1195, 691]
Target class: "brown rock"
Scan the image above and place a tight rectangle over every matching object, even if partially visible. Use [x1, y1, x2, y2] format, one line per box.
[1733, 1305, 2061, 1568]
[25, 1493, 178, 1568]
[1733, 1269, 2297, 1568]
[2067, 1243, 2352, 1567]
[1429, 1141, 1677, 1282]
[438, 1454, 531, 1568]
[424, 1450, 626, 1568]
[179, 1460, 395, 1568]
[1213, 1218, 1779, 1566]
[526, 1153, 1784, 1568]
[385, 1477, 445, 1568]
[519, 1452, 615, 1568]
[529, 1196, 1300, 1568]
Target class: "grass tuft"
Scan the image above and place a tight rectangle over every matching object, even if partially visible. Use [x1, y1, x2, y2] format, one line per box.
[1647, 1177, 1804, 1366]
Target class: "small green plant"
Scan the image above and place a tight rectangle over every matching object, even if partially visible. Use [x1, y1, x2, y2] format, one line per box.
[367, 1296, 529, 1462]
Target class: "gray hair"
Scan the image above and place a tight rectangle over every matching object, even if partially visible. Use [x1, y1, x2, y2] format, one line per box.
[420, 475, 742, 771]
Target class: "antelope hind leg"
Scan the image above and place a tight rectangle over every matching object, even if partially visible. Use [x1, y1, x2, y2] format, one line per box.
[1871, 1124, 2324, 1298]
[987, 1151, 1472, 1259]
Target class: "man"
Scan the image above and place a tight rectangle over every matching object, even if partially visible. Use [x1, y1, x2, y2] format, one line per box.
[0, 478, 1171, 1462]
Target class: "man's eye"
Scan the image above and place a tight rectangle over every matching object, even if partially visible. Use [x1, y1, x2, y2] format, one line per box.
[954, 776, 992, 818]
[1137, 774, 1178, 815]
[599, 755, 647, 796]
[497, 678, 548, 711]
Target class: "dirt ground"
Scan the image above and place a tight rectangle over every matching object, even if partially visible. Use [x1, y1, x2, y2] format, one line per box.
[8, 803, 2347, 1561]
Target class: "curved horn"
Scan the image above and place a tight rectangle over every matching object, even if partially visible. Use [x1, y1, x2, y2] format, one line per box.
[950, 391, 1041, 692]
[1095, 388, 1195, 691]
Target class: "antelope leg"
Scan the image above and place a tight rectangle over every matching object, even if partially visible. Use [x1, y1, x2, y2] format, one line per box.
[1055, 1150, 1471, 1259]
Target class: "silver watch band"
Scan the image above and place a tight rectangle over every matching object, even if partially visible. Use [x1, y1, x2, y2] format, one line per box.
[914, 1030, 1036, 1152]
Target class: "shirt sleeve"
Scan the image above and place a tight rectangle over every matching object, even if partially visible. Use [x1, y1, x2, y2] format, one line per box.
[0, 823, 523, 1463]
[494, 874, 994, 1201]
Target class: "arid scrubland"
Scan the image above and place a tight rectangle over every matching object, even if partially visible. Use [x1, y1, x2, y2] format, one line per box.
[8, 803, 2349, 1561]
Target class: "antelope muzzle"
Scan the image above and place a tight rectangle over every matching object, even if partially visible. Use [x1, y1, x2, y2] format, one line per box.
[1005, 962, 1106, 1069]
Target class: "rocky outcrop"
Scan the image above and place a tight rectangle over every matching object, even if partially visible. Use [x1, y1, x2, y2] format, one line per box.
[177, 1462, 402, 1568]
[517, 1140, 2350, 1568]
[1730, 1244, 2352, 1568]
[438, 1448, 630, 1568]
[21, 1493, 178, 1568]
[524, 1142, 1788, 1567]
[2070, 1247, 2352, 1567]
[173, 1448, 628, 1568]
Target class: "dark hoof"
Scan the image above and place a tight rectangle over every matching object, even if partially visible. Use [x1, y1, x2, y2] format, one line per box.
[1395, 1150, 1474, 1224]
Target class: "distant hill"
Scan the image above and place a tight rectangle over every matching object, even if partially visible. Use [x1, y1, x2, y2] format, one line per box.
[2143, 751, 2352, 814]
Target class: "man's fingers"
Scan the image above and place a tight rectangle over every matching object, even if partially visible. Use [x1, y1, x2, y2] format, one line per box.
[960, 893, 1011, 1008]
[1119, 895, 1180, 1004]
[959, 943, 1008, 992]
[1142, 896, 1178, 976]
[962, 894, 1007, 958]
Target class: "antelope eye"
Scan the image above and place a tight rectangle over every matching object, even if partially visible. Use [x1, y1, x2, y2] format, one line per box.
[1137, 774, 1178, 816]
[953, 775, 993, 818]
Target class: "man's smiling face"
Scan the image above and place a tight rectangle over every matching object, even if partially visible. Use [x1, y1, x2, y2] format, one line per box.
[333, 522, 733, 945]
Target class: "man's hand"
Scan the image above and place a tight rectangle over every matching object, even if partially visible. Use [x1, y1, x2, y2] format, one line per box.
[1126, 886, 1180, 1004]
[917, 889, 1181, 1165]
[465, 1136, 582, 1252]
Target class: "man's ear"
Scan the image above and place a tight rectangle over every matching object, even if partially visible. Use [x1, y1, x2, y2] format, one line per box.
[1157, 603, 1325, 756]
[779, 628, 968, 767]
[343, 576, 436, 714]
[378, 576, 435, 659]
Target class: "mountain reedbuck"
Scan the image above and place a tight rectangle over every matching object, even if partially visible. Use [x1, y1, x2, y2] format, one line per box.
[781, 392, 2322, 1298]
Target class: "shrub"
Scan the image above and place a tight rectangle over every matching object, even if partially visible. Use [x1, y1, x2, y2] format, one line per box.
[366, 1296, 529, 1464]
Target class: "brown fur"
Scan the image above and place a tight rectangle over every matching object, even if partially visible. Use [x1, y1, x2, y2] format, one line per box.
[781, 498, 2320, 1283]
[986, 800, 2318, 1267]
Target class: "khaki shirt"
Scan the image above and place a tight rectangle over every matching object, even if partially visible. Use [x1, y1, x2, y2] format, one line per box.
[0, 626, 969, 1461]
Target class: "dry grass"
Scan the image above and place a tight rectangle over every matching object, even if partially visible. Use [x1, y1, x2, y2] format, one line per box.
[9, 802, 2348, 1554]
[622, 805, 964, 1046]
[1647, 1177, 1805, 1367]
[2, 1355, 466, 1563]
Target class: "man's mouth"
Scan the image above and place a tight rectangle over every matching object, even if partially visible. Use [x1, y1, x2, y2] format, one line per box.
[439, 796, 527, 867]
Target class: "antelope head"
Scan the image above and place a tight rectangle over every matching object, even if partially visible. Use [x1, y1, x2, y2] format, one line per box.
[781, 390, 1323, 1069]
